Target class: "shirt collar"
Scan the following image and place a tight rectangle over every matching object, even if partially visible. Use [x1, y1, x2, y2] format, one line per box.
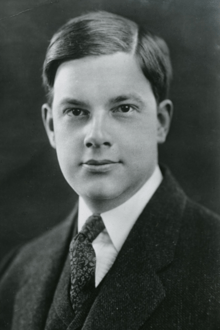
[78, 165, 162, 252]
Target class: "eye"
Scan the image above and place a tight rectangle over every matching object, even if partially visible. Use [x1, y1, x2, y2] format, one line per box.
[114, 104, 134, 113]
[65, 108, 89, 117]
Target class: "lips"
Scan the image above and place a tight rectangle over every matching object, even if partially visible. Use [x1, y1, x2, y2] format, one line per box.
[82, 159, 120, 173]
[84, 159, 118, 165]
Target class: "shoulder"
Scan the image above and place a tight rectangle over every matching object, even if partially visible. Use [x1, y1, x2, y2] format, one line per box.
[159, 165, 220, 260]
[181, 197, 220, 245]
[160, 165, 220, 235]
[0, 208, 76, 329]
[173, 195, 220, 291]
[0, 207, 76, 286]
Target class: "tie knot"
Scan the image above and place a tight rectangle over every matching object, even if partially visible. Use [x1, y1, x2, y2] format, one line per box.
[80, 214, 105, 242]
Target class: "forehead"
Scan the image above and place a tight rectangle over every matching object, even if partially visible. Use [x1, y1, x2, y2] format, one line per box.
[52, 52, 155, 107]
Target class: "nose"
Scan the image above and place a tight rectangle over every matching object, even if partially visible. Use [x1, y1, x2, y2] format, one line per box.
[84, 112, 112, 148]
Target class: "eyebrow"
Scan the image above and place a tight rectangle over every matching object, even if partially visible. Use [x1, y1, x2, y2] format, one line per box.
[108, 93, 145, 107]
[59, 98, 88, 107]
[58, 93, 145, 108]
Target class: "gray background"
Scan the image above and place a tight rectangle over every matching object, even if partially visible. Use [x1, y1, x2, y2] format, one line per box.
[0, 0, 219, 261]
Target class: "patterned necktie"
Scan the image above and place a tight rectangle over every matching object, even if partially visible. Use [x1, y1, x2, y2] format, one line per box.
[69, 214, 105, 313]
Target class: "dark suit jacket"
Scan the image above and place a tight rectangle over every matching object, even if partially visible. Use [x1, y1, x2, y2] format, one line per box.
[0, 168, 220, 330]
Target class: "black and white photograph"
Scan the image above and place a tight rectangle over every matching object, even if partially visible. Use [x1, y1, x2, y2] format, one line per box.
[0, 0, 219, 329]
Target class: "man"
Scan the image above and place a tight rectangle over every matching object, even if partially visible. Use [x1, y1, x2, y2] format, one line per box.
[0, 11, 219, 330]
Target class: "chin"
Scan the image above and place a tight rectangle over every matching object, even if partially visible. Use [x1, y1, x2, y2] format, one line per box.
[86, 190, 116, 201]
[83, 184, 120, 201]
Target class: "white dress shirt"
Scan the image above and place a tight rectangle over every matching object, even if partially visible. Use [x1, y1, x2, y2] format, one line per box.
[78, 165, 163, 287]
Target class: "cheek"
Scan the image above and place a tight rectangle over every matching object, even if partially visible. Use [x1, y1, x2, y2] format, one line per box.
[54, 129, 81, 168]
[120, 121, 158, 174]
[122, 119, 157, 153]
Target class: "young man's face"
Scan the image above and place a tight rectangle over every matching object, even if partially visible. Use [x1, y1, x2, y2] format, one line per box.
[42, 52, 172, 212]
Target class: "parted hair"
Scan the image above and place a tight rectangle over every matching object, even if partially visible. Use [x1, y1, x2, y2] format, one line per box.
[42, 11, 172, 105]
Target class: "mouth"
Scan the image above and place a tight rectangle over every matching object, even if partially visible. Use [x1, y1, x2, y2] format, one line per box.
[82, 159, 120, 173]
[84, 159, 118, 166]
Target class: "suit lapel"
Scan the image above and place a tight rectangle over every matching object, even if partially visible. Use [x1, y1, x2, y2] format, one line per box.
[13, 207, 77, 330]
[81, 244, 166, 330]
[82, 169, 187, 330]
[45, 254, 76, 330]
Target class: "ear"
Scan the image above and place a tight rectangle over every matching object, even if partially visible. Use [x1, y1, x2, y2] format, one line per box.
[41, 103, 56, 149]
[157, 99, 173, 144]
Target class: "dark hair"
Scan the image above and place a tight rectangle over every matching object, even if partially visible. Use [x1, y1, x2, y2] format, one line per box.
[42, 11, 172, 105]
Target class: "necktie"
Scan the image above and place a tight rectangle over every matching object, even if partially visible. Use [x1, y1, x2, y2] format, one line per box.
[69, 214, 105, 313]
